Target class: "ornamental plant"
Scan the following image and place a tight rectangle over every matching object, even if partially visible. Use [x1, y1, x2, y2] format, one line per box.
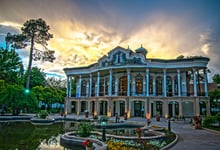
[77, 122, 93, 137]
[136, 127, 141, 133]
[82, 139, 93, 148]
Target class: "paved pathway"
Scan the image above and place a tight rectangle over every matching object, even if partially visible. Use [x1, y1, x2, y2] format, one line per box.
[126, 117, 220, 150]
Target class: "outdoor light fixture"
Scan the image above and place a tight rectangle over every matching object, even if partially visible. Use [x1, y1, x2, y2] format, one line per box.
[24, 88, 30, 94]
[101, 120, 107, 142]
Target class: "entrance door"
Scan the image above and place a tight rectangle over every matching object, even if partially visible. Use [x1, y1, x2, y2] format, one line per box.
[120, 101, 125, 116]
[134, 101, 141, 117]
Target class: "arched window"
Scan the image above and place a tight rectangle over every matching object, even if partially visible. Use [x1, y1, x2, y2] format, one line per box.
[136, 74, 143, 94]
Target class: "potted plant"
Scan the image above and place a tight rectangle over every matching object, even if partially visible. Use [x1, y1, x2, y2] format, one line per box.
[82, 139, 93, 150]
[156, 111, 160, 121]
[136, 127, 141, 138]
[85, 110, 89, 118]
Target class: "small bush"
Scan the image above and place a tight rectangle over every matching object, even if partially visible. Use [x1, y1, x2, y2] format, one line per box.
[203, 115, 216, 127]
[39, 110, 48, 119]
[76, 122, 93, 137]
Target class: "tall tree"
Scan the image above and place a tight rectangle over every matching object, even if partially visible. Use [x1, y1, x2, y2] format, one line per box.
[6, 18, 55, 90]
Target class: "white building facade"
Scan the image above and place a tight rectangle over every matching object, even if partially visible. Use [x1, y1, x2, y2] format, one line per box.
[64, 46, 210, 118]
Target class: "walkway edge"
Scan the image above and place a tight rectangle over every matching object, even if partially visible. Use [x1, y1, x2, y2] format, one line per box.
[203, 127, 220, 135]
[161, 133, 179, 150]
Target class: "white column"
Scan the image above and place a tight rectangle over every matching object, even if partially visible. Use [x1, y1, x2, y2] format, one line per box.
[96, 72, 100, 96]
[132, 77, 135, 96]
[66, 76, 69, 97]
[163, 69, 167, 97]
[127, 69, 131, 96]
[193, 69, 197, 96]
[115, 77, 118, 96]
[89, 74, 92, 97]
[179, 100, 183, 117]
[109, 69, 112, 96]
[195, 98, 200, 116]
[86, 80, 89, 97]
[77, 100, 81, 115]
[88, 101, 91, 114]
[146, 68, 149, 96]
[204, 69, 208, 97]
[79, 75, 82, 98]
[69, 76, 72, 97]
[177, 69, 181, 96]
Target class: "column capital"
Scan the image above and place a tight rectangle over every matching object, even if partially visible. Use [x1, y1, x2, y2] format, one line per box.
[163, 69, 167, 73]
[146, 68, 149, 73]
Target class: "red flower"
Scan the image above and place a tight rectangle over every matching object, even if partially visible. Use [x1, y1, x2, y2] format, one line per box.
[136, 127, 141, 133]
[82, 139, 93, 148]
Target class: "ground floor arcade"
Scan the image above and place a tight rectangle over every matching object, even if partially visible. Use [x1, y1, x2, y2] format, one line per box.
[65, 96, 210, 118]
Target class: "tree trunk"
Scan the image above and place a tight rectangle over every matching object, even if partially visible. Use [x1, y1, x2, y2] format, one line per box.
[26, 36, 34, 90]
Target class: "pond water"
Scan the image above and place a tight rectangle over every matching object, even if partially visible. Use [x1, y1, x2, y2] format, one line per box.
[0, 121, 67, 150]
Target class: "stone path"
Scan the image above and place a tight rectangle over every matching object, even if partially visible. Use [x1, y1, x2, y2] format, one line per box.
[127, 117, 220, 150]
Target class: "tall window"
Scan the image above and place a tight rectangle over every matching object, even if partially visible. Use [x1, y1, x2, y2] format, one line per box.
[119, 76, 127, 96]
[167, 76, 172, 96]
[136, 74, 143, 94]
[100, 78, 104, 96]
[81, 80, 87, 96]
[105, 78, 109, 95]
[156, 76, 162, 95]
[112, 76, 115, 95]
[149, 76, 153, 94]
[91, 79, 96, 96]
[174, 75, 178, 95]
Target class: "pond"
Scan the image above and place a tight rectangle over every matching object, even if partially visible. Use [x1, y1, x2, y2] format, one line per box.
[0, 121, 67, 150]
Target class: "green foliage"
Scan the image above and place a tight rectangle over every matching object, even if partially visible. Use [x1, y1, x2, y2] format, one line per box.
[76, 122, 93, 137]
[0, 83, 38, 114]
[213, 74, 220, 83]
[203, 113, 220, 127]
[0, 48, 24, 85]
[24, 67, 46, 88]
[38, 110, 48, 119]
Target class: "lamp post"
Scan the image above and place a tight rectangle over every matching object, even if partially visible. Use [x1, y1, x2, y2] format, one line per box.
[101, 120, 107, 142]
[168, 119, 171, 132]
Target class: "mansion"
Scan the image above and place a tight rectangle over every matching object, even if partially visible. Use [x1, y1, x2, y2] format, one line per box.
[63, 46, 210, 118]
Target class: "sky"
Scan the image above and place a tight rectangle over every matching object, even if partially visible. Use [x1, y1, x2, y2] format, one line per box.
[0, 0, 220, 81]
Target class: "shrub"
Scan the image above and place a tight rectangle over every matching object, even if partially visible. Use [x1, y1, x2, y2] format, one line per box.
[39, 110, 48, 119]
[77, 122, 93, 137]
[203, 115, 216, 127]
